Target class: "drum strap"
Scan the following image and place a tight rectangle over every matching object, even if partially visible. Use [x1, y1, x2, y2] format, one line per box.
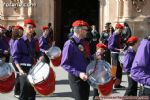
[70, 38, 90, 61]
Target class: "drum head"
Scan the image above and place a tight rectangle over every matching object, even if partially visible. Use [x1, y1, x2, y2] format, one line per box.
[86, 60, 111, 88]
[0, 63, 13, 80]
[47, 46, 61, 59]
[28, 62, 50, 84]
[119, 53, 124, 64]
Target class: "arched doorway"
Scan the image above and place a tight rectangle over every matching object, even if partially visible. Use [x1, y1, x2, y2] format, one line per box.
[60, 0, 99, 48]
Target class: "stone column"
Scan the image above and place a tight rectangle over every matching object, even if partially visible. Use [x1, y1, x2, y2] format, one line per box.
[20, 0, 25, 18]
[123, 0, 132, 20]
[99, 0, 105, 32]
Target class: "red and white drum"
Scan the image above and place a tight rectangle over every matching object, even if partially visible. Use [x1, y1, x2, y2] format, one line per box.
[27, 61, 55, 96]
[86, 60, 115, 96]
[47, 46, 62, 67]
[0, 62, 16, 93]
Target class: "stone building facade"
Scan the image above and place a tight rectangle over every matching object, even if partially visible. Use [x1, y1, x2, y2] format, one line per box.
[0, 0, 150, 45]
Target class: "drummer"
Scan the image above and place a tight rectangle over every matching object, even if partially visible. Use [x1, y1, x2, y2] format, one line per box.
[9, 26, 24, 98]
[131, 35, 150, 98]
[108, 23, 125, 89]
[61, 20, 91, 100]
[13, 19, 42, 100]
[39, 26, 51, 64]
[0, 25, 9, 63]
[123, 36, 138, 96]
[93, 43, 107, 99]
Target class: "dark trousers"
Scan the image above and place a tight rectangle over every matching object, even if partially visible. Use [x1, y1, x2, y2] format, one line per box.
[124, 75, 137, 96]
[68, 73, 90, 100]
[13, 62, 20, 95]
[111, 53, 122, 86]
[19, 66, 36, 100]
[14, 73, 20, 95]
[93, 88, 99, 100]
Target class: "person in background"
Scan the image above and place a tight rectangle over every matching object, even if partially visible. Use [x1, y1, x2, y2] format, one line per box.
[122, 22, 132, 43]
[0, 25, 10, 63]
[87, 25, 100, 55]
[48, 22, 54, 46]
[108, 23, 125, 89]
[123, 36, 138, 96]
[39, 26, 52, 64]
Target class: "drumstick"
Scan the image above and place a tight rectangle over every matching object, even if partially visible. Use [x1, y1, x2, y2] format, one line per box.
[87, 60, 98, 78]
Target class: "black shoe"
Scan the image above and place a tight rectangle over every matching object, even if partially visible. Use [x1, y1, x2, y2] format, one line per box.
[114, 85, 126, 89]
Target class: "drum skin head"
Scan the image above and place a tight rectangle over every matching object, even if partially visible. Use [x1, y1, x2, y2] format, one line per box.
[86, 60, 111, 88]
[47, 46, 61, 59]
[28, 62, 50, 84]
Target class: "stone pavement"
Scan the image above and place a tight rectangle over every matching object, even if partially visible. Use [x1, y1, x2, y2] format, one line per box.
[0, 65, 131, 100]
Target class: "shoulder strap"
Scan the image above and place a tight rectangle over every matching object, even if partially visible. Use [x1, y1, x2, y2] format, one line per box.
[69, 37, 90, 61]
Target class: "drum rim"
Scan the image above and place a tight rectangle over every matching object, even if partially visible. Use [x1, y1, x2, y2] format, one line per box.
[28, 62, 50, 85]
[86, 60, 111, 86]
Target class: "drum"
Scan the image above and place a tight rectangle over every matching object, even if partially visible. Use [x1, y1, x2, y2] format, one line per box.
[0, 63, 16, 93]
[27, 61, 55, 96]
[86, 60, 111, 88]
[118, 52, 124, 64]
[47, 46, 62, 67]
[86, 60, 115, 96]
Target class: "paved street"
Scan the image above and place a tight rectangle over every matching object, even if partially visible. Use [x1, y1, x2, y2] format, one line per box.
[0, 64, 129, 100]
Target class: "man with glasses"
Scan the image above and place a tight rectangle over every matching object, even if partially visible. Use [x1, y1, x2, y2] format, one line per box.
[13, 19, 41, 100]
[61, 20, 90, 100]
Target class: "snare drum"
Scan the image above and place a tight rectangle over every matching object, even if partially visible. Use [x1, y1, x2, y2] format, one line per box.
[47, 46, 62, 67]
[86, 60, 111, 88]
[27, 61, 55, 96]
[86, 60, 115, 96]
[0, 63, 16, 93]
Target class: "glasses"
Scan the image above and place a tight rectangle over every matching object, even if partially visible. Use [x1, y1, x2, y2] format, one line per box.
[82, 28, 88, 31]
[26, 26, 34, 29]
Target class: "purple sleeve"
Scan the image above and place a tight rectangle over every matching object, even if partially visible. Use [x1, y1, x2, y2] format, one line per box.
[108, 35, 119, 52]
[131, 39, 150, 86]
[61, 41, 80, 77]
[13, 40, 22, 64]
[123, 52, 133, 73]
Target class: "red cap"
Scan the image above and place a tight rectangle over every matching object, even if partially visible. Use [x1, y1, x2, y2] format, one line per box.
[0, 26, 5, 30]
[115, 23, 124, 29]
[96, 43, 107, 49]
[13, 26, 24, 31]
[24, 19, 36, 28]
[127, 36, 138, 44]
[72, 20, 89, 27]
[42, 26, 48, 30]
